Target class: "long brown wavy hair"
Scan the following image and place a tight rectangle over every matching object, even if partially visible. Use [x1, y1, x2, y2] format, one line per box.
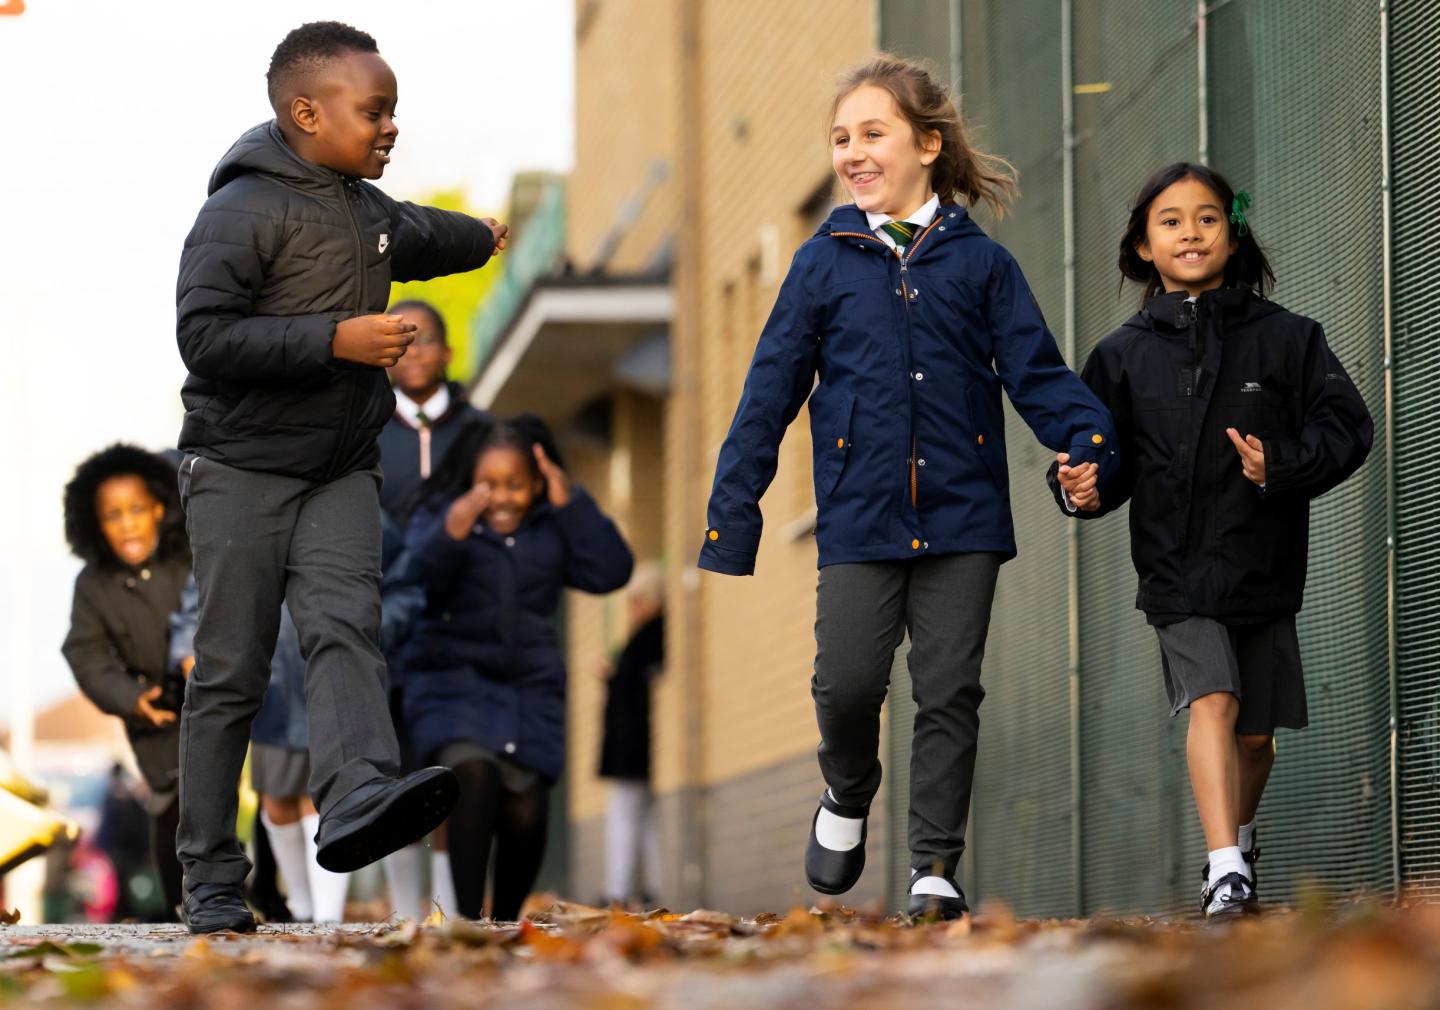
[830, 55, 1018, 218]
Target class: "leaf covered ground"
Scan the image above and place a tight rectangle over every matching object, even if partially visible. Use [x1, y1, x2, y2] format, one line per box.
[2, 899, 1438, 1010]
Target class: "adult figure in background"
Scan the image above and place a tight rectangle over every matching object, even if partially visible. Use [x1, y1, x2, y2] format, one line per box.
[598, 562, 666, 908]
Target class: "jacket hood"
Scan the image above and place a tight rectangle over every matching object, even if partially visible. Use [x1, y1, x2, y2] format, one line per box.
[815, 202, 985, 243]
[208, 120, 337, 196]
[63, 444, 189, 569]
[1136, 287, 1286, 334]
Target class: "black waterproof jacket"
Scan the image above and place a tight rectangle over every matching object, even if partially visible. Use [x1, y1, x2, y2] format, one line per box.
[176, 122, 496, 481]
[1052, 288, 1372, 622]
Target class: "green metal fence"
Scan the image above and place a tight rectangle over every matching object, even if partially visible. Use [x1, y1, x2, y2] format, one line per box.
[883, 0, 1413, 915]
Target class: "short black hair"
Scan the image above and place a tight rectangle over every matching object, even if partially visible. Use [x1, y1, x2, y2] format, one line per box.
[1117, 161, 1275, 303]
[267, 21, 379, 109]
[388, 299, 447, 345]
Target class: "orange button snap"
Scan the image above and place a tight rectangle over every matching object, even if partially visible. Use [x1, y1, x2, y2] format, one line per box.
[977, 434, 985, 445]
[911, 539, 921, 550]
[1092, 433, 1104, 445]
[708, 530, 719, 541]
[837, 437, 845, 449]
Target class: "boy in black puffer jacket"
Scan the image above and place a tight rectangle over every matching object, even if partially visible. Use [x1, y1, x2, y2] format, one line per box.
[173, 21, 507, 934]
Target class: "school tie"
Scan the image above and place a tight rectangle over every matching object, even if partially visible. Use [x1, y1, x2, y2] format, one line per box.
[878, 220, 919, 247]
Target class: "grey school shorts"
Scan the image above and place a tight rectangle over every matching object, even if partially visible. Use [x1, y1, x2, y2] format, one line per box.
[1154, 615, 1308, 734]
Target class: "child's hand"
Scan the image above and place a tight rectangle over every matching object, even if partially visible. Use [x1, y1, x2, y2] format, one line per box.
[333, 314, 418, 367]
[534, 444, 570, 508]
[444, 482, 492, 540]
[1225, 428, 1266, 485]
[134, 685, 177, 728]
[1056, 452, 1101, 512]
[482, 218, 509, 252]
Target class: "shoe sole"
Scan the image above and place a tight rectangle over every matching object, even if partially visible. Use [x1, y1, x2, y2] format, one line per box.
[316, 769, 459, 873]
[183, 908, 256, 935]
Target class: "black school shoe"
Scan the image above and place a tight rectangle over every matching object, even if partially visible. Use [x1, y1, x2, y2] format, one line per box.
[804, 792, 868, 895]
[906, 869, 969, 922]
[315, 767, 459, 873]
[182, 882, 257, 934]
[1200, 831, 1261, 897]
[1200, 871, 1260, 922]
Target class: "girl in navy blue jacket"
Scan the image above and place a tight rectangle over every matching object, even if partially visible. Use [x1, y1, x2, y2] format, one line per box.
[401, 416, 633, 921]
[698, 55, 1117, 920]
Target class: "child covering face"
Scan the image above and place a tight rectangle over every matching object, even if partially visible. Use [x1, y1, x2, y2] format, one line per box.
[397, 416, 634, 921]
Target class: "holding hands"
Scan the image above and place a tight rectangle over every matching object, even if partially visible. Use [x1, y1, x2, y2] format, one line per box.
[134, 685, 177, 728]
[333, 314, 418, 367]
[1225, 428, 1266, 486]
[1056, 452, 1101, 512]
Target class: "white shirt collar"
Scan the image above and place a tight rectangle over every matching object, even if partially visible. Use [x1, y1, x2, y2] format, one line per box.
[394, 384, 451, 427]
[866, 193, 941, 248]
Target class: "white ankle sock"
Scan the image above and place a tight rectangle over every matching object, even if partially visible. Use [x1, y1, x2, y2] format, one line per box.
[1238, 820, 1257, 854]
[909, 874, 960, 898]
[301, 812, 351, 922]
[261, 811, 313, 921]
[382, 844, 428, 921]
[814, 790, 864, 851]
[430, 849, 458, 918]
[1206, 845, 1250, 908]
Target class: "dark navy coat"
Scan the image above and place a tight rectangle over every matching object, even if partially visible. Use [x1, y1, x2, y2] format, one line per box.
[400, 488, 634, 781]
[699, 204, 1118, 575]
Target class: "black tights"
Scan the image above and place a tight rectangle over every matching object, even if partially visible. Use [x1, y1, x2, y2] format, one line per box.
[446, 759, 549, 921]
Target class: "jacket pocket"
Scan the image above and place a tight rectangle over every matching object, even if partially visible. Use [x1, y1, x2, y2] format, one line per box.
[967, 386, 1007, 488]
[813, 390, 856, 499]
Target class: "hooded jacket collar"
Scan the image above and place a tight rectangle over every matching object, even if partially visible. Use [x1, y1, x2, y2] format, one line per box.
[818, 202, 985, 255]
[208, 120, 347, 197]
[1140, 287, 1282, 333]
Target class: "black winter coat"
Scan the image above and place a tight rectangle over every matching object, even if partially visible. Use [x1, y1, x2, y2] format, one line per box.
[400, 489, 635, 781]
[62, 557, 190, 798]
[1053, 288, 1373, 622]
[176, 122, 496, 481]
[598, 614, 664, 781]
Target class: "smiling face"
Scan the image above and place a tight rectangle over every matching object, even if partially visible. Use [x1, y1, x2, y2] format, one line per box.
[289, 50, 399, 179]
[1134, 176, 1236, 297]
[95, 475, 164, 568]
[830, 84, 940, 220]
[474, 445, 542, 536]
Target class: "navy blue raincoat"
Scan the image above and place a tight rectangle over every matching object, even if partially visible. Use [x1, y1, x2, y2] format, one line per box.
[399, 488, 634, 781]
[699, 203, 1118, 575]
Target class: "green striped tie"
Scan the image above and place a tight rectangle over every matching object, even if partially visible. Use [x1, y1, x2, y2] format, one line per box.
[879, 220, 919, 246]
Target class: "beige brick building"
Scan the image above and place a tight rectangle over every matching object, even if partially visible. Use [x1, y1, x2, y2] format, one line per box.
[470, 0, 880, 913]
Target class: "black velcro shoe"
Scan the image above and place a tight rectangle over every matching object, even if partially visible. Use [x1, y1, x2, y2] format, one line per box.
[906, 869, 969, 922]
[804, 791, 868, 895]
[182, 882, 256, 935]
[315, 767, 458, 873]
[1200, 871, 1260, 922]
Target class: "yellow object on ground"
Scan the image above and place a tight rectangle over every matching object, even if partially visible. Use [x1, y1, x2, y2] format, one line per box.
[0, 787, 79, 878]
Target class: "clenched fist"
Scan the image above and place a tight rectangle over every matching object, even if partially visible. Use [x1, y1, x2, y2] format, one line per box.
[333, 314, 418, 368]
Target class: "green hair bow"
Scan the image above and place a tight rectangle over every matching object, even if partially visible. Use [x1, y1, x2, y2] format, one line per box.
[1229, 190, 1252, 238]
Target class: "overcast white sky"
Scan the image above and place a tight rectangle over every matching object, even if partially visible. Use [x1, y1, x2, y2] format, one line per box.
[0, 1, 574, 731]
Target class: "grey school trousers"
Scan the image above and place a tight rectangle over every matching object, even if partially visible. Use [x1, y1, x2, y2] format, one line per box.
[176, 455, 400, 885]
[812, 553, 1001, 880]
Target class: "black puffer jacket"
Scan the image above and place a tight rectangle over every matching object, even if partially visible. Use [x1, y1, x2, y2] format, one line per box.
[176, 122, 496, 481]
[1052, 288, 1372, 622]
